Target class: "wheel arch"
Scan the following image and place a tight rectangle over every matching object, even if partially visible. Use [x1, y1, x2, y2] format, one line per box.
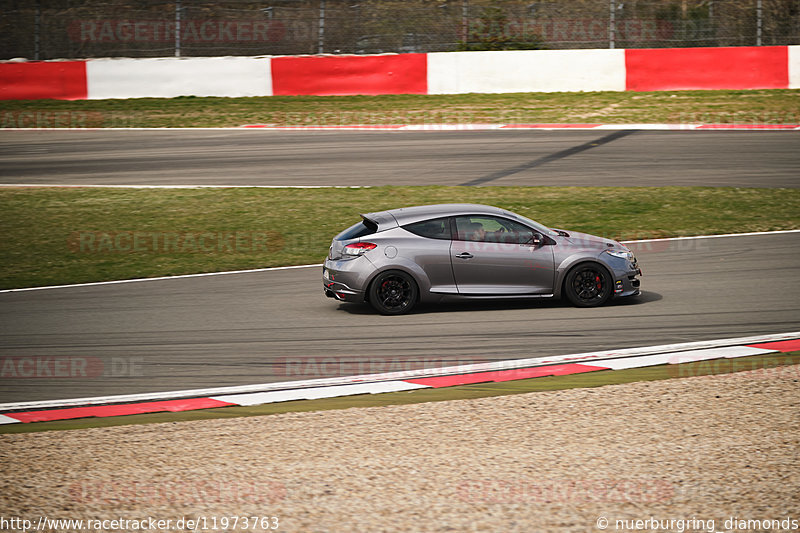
[555, 259, 614, 300]
[363, 264, 426, 303]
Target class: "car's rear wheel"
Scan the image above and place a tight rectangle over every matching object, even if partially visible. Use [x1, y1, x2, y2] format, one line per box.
[564, 263, 612, 308]
[368, 270, 418, 315]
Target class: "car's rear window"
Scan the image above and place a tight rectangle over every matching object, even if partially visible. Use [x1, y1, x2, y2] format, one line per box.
[402, 217, 451, 240]
[335, 218, 378, 241]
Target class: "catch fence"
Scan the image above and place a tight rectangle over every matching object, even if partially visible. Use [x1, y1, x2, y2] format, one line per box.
[2, 0, 798, 60]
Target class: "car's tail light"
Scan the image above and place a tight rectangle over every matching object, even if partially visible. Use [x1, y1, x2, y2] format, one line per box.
[342, 242, 377, 256]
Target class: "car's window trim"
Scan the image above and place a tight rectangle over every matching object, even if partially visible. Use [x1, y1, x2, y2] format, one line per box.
[505, 212, 558, 237]
[451, 214, 538, 244]
[401, 216, 452, 241]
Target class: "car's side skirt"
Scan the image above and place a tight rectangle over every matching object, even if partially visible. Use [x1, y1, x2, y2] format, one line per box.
[449, 293, 555, 300]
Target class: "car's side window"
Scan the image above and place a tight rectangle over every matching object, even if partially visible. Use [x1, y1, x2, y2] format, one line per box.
[402, 217, 451, 240]
[454, 216, 535, 244]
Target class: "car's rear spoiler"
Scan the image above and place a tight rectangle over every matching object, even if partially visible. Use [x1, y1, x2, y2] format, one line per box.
[360, 211, 398, 231]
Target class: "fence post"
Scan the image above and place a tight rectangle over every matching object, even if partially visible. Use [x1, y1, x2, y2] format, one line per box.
[34, 0, 41, 60]
[318, 0, 326, 54]
[175, 0, 182, 57]
[609, 0, 616, 49]
[756, 0, 762, 45]
[462, 0, 468, 44]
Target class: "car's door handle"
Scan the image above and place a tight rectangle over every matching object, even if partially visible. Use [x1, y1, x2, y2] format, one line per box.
[455, 252, 473, 259]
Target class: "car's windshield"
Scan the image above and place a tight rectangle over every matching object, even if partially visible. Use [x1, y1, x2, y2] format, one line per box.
[506, 212, 559, 237]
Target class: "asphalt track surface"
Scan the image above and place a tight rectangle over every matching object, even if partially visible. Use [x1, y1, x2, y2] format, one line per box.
[1, 129, 799, 187]
[1, 232, 799, 403]
[1, 129, 798, 403]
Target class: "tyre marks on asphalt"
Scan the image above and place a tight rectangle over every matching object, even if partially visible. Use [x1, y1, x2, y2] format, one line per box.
[460, 130, 639, 186]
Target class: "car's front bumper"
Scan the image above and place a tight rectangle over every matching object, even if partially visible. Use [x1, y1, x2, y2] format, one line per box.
[613, 265, 642, 298]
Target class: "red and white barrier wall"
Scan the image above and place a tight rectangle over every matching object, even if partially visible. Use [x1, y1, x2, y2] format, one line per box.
[791, 45, 800, 89]
[428, 49, 626, 93]
[0, 61, 88, 100]
[86, 57, 272, 99]
[625, 46, 790, 91]
[1, 45, 799, 100]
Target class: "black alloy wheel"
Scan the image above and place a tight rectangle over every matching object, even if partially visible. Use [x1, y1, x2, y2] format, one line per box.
[565, 264, 612, 307]
[369, 270, 418, 315]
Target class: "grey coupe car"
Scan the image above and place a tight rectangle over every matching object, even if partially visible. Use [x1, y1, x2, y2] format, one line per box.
[323, 204, 641, 315]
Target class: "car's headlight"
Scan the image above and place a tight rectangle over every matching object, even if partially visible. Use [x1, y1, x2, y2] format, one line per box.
[606, 249, 634, 261]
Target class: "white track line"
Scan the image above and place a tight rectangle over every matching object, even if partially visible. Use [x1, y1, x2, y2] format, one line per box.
[0, 184, 369, 189]
[211, 381, 430, 406]
[598, 346, 776, 370]
[621, 229, 800, 244]
[0, 264, 322, 293]
[2, 229, 797, 294]
[0, 414, 20, 425]
[1, 331, 797, 412]
[3, 124, 800, 132]
[0, 127, 285, 131]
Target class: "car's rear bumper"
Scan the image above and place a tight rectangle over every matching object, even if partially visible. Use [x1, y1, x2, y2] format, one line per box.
[323, 263, 367, 302]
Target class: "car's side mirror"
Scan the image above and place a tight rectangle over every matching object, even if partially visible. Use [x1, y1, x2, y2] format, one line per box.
[522, 233, 544, 246]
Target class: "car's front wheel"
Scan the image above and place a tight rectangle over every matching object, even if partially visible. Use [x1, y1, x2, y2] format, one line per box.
[564, 263, 613, 307]
[368, 270, 418, 315]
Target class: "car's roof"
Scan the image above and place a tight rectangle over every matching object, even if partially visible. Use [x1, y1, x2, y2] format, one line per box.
[363, 203, 507, 227]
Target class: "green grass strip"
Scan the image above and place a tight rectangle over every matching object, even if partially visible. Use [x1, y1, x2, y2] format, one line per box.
[0, 90, 798, 128]
[1, 186, 798, 289]
[2, 352, 798, 434]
